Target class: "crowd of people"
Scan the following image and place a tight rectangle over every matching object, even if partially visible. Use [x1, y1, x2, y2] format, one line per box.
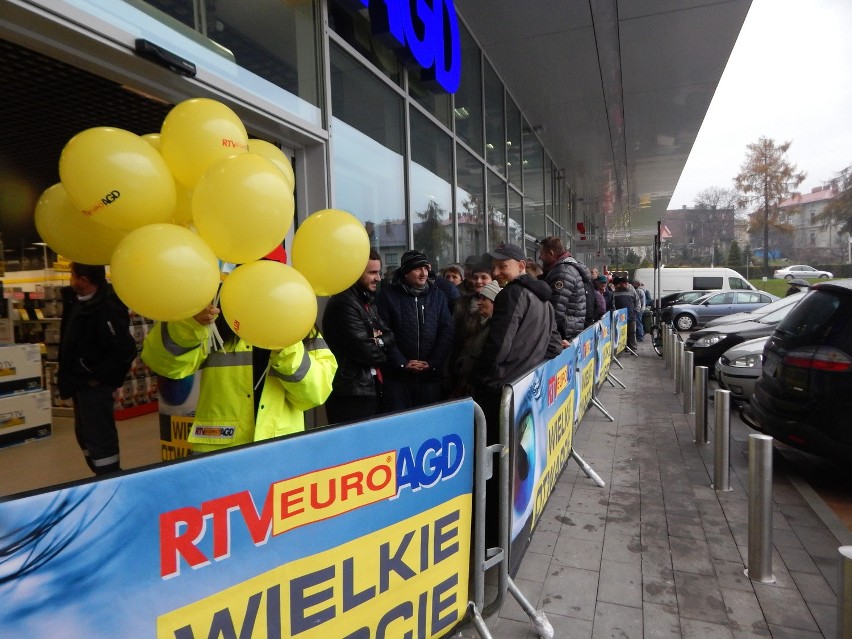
[61, 242, 651, 474]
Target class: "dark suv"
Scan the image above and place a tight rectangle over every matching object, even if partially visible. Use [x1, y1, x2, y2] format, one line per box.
[744, 280, 852, 460]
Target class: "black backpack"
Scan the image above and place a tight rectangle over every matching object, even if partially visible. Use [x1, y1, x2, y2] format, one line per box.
[570, 262, 598, 327]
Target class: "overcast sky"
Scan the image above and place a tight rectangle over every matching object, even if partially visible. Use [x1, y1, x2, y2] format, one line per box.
[668, 0, 852, 209]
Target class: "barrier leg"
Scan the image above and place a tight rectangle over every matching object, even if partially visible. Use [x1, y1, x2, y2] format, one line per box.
[506, 577, 554, 639]
[605, 372, 626, 389]
[570, 449, 606, 487]
[590, 396, 615, 421]
[612, 355, 624, 370]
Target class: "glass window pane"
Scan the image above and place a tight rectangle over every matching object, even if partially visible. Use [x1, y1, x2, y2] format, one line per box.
[456, 145, 485, 259]
[330, 45, 404, 264]
[141, 0, 195, 29]
[330, 44, 402, 152]
[506, 98, 521, 187]
[410, 111, 454, 270]
[409, 72, 452, 127]
[543, 157, 553, 220]
[327, 0, 402, 86]
[484, 61, 505, 175]
[203, 0, 319, 106]
[487, 170, 507, 247]
[454, 24, 482, 154]
[509, 189, 523, 246]
[523, 128, 545, 241]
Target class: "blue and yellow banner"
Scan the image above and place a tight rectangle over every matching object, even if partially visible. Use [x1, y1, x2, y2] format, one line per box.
[508, 344, 576, 576]
[614, 308, 628, 354]
[0, 401, 475, 639]
[595, 311, 612, 389]
[574, 325, 597, 425]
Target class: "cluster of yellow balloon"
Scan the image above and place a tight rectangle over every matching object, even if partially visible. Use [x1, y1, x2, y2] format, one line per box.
[36, 97, 369, 350]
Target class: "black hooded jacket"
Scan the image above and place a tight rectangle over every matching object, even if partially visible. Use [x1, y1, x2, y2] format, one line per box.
[322, 284, 394, 397]
[58, 283, 136, 398]
[474, 274, 562, 392]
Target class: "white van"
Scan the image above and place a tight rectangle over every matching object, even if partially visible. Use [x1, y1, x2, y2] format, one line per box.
[633, 267, 755, 298]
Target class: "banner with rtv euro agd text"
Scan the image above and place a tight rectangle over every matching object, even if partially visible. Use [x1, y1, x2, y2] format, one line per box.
[0, 400, 475, 639]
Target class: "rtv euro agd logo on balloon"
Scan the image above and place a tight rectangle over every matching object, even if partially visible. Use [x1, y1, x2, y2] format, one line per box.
[36, 97, 370, 352]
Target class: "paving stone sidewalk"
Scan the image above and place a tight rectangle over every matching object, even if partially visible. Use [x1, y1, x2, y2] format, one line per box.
[480, 342, 848, 638]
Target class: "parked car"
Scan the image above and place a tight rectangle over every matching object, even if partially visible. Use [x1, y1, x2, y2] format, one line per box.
[715, 337, 769, 403]
[743, 280, 852, 461]
[667, 290, 778, 331]
[704, 290, 805, 328]
[773, 264, 833, 281]
[656, 289, 720, 311]
[685, 293, 802, 369]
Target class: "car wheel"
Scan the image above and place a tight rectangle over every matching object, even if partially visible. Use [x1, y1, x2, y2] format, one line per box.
[819, 274, 829, 279]
[785, 274, 794, 281]
[675, 314, 695, 331]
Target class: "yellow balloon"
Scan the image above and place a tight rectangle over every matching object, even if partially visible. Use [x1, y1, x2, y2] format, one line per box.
[172, 182, 193, 226]
[248, 139, 295, 192]
[141, 133, 161, 150]
[292, 209, 370, 296]
[34, 183, 127, 265]
[220, 261, 318, 350]
[160, 98, 249, 189]
[59, 127, 177, 231]
[110, 224, 221, 321]
[193, 154, 295, 264]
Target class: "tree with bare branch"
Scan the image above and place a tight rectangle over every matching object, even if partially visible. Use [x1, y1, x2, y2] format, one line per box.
[734, 137, 806, 268]
[815, 165, 852, 234]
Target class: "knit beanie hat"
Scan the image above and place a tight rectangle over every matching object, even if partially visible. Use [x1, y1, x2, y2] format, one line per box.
[398, 250, 430, 277]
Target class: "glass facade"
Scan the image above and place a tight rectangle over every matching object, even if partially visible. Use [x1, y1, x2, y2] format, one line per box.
[95, 0, 572, 269]
[329, 44, 405, 263]
[323, 2, 569, 267]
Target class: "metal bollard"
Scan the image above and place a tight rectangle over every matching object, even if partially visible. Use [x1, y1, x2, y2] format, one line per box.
[664, 326, 671, 369]
[712, 389, 732, 491]
[682, 350, 694, 414]
[674, 341, 683, 393]
[837, 547, 852, 638]
[746, 434, 775, 582]
[694, 366, 709, 444]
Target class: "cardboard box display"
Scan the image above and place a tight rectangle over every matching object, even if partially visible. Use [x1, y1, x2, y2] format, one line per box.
[0, 390, 51, 447]
[0, 343, 42, 396]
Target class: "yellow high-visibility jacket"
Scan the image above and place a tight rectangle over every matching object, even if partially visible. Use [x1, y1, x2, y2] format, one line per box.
[142, 319, 336, 452]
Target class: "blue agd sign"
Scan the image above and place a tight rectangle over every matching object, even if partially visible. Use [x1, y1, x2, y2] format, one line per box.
[342, 0, 461, 93]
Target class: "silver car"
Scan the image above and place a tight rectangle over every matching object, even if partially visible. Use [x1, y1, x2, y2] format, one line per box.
[669, 290, 778, 331]
[773, 264, 833, 280]
[715, 336, 768, 403]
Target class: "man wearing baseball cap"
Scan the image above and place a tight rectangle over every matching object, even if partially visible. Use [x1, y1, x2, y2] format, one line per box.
[472, 242, 562, 546]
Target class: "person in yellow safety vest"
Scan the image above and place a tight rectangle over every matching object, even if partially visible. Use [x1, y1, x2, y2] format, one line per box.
[142, 302, 337, 453]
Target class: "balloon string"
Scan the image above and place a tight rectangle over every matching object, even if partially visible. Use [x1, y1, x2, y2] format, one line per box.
[254, 361, 270, 392]
[206, 287, 225, 354]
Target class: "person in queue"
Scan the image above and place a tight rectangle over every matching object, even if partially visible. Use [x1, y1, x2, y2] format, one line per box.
[374, 250, 453, 411]
[141, 249, 337, 453]
[322, 249, 394, 423]
[58, 262, 137, 475]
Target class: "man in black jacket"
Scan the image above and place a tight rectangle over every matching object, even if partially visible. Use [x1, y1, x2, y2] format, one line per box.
[58, 263, 136, 475]
[473, 242, 563, 432]
[538, 236, 592, 341]
[322, 250, 394, 423]
[472, 242, 562, 548]
[375, 250, 453, 411]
